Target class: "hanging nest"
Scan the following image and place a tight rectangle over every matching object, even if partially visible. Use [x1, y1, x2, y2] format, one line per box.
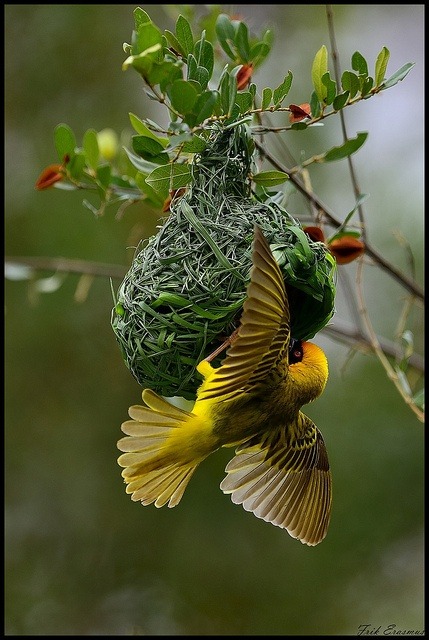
[112, 122, 336, 400]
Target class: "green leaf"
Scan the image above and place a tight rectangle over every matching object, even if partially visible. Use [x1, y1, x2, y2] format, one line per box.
[273, 72, 293, 106]
[380, 62, 415, 90]
[312, 45, 329, 103]
[96, 164, 111, 189]
[252, 170, 289, 187]
[124, 147, 160, 174]
[328, 230, 361, 243]
[147, 60, 180, 88]
[135, 22, 163, 58]
[193, 90, 219, 124]
[193, 65, 210, 91]
[215, 14, 236, 60]
[122, 44, 162, 74]
[333, 91, 349, 111]
[321, 72, 336, 105]
[164, 29, 185, 57]
[374, 46, 390, 88]
[68, 151, 86, 180]
[158, 62, 183, 93]
[361, 76, 374, 97]
[194, 38, 214, 78]
[186, 54, 198, 81]
[235, 21, 250, 62]
[227, 67, 242, 115]
[175, 15, 194, 58]
[169, 79, 199, 115]
[235, 91, 253, 114]
[309, 91, 321, 118]
[54, 123, 76, 161]
[164, 132, 193, 152]
[249, 41, 271, 67]
[187, 52, 209, 89]
[132, 135, 169, 162]
[323, 132, 368, 162]
[290, 122, 309, 131]
[133, 7, 151, 29]
[351, 51, 368, 77]
[225, 103, 241, 124]
[83, 129, 99, 170]
[341, 70, 360, 98]
[218, 66, 236, 116]
[134, 171, 164, 206]
[129, 112, 150, 135]
[146, 163, 192, 196]
[128, 114, 168, 148]
[181, 135, 207, 153]
[261, 87, 272, 110]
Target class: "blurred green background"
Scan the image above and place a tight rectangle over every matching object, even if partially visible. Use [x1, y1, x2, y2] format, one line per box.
[5, 4, 424, 635]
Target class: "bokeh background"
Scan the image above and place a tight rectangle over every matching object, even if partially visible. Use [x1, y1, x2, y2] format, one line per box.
[5, 4, 424, 635]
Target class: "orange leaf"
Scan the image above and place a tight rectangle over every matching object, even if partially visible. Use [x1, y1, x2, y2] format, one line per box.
[35, 164, 63, 190]
[329, 236, 365, 264]
[303, 226, 326, 243]
[289, 103, 311, 123]
[237, 64, 253, 90]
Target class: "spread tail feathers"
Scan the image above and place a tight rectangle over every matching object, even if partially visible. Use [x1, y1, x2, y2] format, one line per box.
[117, 389, 200, 508]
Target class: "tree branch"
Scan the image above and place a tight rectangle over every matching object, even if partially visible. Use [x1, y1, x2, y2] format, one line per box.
[322, 320, 424, 373]
[5, 255, 424, 376]
[5, 256, 127, 279]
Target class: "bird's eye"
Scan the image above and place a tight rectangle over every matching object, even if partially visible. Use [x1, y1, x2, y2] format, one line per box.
[289, 339, 303, 364]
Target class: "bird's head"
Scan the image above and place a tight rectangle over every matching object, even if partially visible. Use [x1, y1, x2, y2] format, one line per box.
[287, 338, 329, 404]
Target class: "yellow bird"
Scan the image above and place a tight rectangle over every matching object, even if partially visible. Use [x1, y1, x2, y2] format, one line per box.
[117, 225, 332, 545]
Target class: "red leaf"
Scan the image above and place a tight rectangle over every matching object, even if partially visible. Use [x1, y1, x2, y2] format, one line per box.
[289, 103, 311, 123]
[303, 226, 326, 243]
[35, 165, 63, 190]
[237, 64, 253, 90]
[329, 236, 365, 264]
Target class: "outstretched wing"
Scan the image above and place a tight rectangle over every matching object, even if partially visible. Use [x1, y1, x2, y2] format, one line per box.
[197, 226, 291, 402]
[220, 413, 332, 545]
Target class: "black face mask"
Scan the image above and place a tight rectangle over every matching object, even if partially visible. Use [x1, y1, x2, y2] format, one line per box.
[288, 338, 303, 364]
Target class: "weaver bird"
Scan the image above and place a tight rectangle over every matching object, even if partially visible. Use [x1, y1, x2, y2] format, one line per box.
[118, 226, 332, 545]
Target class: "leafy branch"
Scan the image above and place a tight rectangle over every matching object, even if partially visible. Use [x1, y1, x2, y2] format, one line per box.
[35, 8, 415, 207]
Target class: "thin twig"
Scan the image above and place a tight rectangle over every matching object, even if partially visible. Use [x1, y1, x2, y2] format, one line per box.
[5, 256, 127, 279]
[322, 320, 424, 373]
[326, 4, 367, 242]
[355, 258, 424, 422]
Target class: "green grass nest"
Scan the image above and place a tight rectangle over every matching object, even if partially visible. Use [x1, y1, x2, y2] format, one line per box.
[112, 123, 336, 400]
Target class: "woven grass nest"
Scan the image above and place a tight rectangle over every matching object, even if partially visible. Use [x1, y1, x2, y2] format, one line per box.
[112, 123, 336, 400]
